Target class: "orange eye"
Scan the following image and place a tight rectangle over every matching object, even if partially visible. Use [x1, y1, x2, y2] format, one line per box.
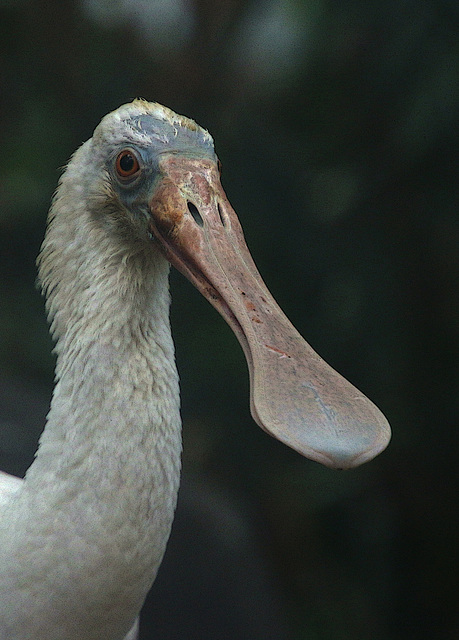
[115, 150, 140, 178]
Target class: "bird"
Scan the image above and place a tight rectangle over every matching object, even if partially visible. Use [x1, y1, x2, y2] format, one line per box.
[0, 99, 391, 640]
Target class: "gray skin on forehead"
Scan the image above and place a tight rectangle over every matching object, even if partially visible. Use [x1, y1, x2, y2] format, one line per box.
[91, 100, 217, 165]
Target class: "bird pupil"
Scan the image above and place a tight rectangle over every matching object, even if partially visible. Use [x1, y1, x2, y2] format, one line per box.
[120, 153, 134, 173]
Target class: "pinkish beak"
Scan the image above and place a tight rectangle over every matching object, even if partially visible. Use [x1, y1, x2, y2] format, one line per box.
[148, 155, 391, 469]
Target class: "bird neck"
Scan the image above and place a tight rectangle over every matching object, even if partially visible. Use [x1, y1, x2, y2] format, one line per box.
[32, 239, 182, 514]
[0, 181, 182, 638]
[33, 171, 182, 515]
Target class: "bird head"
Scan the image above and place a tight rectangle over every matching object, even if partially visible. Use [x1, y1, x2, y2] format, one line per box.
[71, 99, 391, 469]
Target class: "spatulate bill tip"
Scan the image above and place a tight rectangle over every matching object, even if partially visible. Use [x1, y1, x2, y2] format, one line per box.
[267, 423, 390, 470]
[315, 425, 391, 470]
[251, 397, 391, 470]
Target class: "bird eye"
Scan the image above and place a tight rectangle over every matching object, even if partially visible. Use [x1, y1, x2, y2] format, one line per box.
[115, 150, 141, 179]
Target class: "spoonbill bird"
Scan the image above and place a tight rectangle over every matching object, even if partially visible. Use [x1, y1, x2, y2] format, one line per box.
[0, 100, 390, 640]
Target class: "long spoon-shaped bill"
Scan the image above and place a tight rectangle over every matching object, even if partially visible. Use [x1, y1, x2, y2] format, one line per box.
[149, 156, 391, 469]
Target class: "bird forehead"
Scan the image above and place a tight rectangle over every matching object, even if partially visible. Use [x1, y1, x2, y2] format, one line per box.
[93, 100, 216, 161]
[127, 114, 215, 155]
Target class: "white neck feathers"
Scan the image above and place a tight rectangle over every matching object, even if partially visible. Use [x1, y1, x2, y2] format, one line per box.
[0, 141, 182, 640]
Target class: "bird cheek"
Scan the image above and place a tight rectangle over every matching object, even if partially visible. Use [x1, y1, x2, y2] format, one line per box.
[149, 180, 186, 237]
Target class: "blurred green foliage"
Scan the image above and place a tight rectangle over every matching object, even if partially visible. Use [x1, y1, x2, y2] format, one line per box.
[0, 1, 458, 638]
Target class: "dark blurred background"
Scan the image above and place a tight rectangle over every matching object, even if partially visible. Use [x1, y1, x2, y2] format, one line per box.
[0, 1, 458, 638]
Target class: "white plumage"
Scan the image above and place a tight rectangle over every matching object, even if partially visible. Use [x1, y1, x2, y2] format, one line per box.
[0, 100, 390, 639]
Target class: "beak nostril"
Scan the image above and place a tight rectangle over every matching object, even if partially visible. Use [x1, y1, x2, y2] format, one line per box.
[187, 202, 204, 227]
[217, 203, 226, 227]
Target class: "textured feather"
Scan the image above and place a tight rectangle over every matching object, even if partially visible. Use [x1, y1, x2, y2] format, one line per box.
[0, 472, 22, 508]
